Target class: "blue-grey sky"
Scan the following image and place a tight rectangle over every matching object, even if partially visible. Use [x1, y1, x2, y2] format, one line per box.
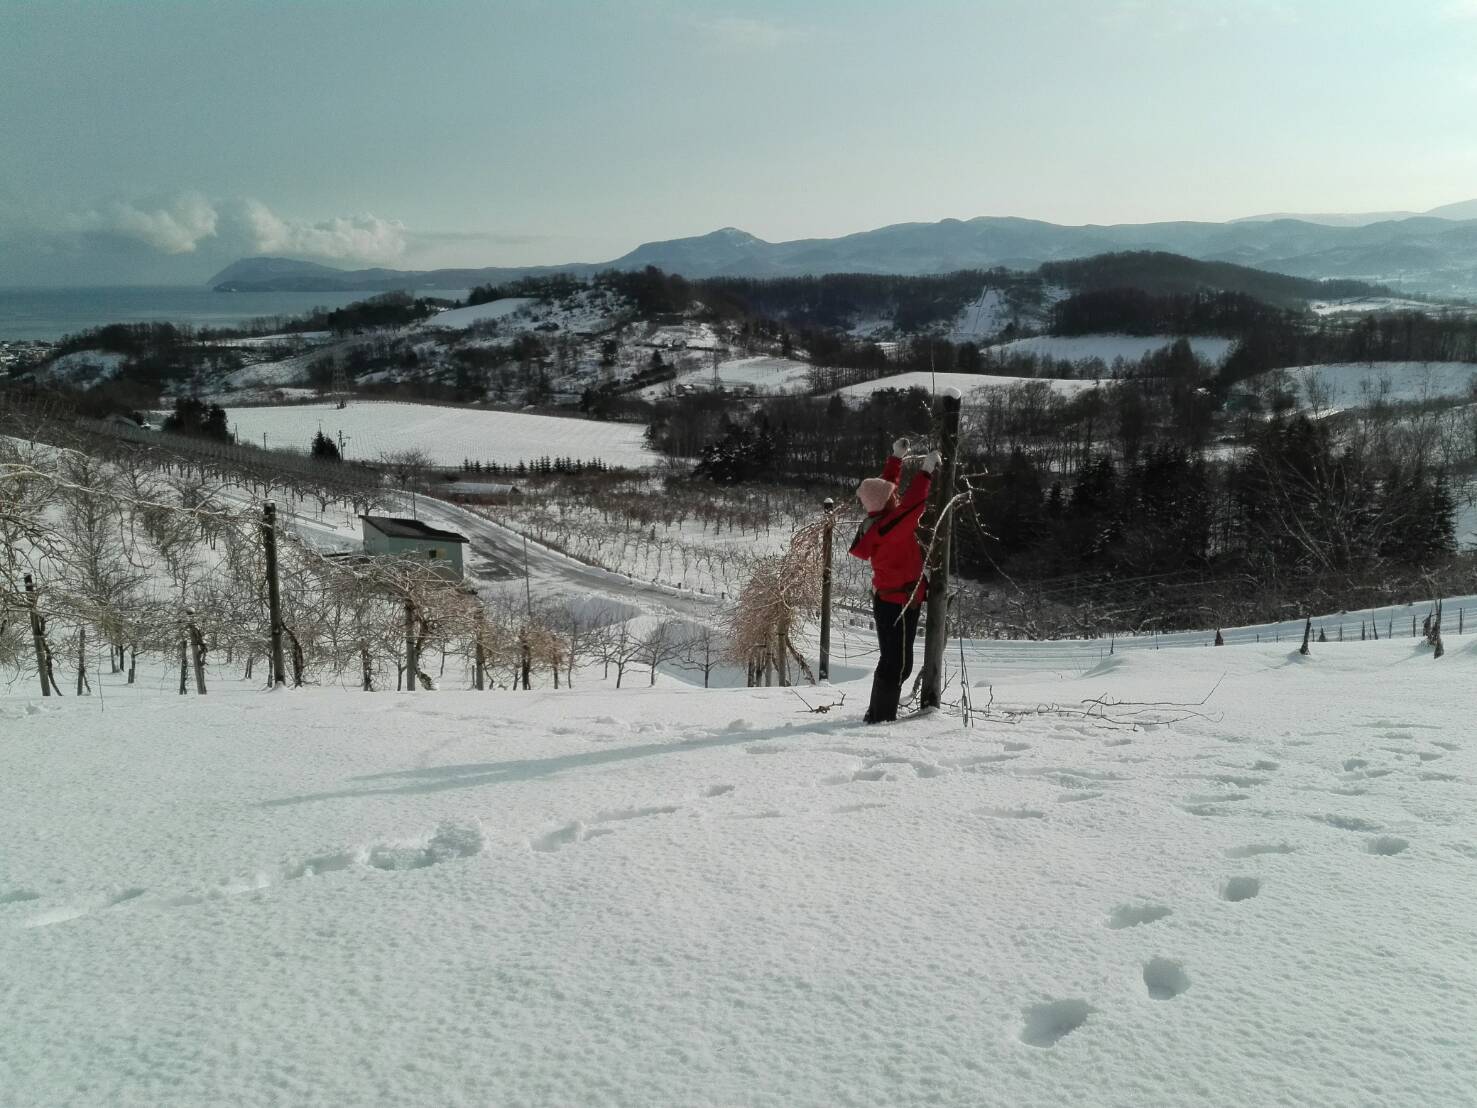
[4, 0, 1477, 284]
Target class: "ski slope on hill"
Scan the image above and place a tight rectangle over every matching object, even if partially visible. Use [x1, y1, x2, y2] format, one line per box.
[2, 636, 1473, 1107]
[219, 401, 659, 469]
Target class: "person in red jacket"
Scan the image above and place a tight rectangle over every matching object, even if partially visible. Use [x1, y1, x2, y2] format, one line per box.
[849, 436, 939, 723]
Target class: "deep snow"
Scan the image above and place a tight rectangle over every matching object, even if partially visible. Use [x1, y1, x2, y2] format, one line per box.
[2, 635, 1474, 1107]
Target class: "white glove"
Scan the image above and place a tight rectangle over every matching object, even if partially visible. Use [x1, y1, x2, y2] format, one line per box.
[921, 450, 941, 474]
[891, 437, 909, 458]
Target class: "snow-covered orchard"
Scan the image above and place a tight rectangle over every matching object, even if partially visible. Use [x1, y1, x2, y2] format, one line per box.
[3, 413, 1475, 1107]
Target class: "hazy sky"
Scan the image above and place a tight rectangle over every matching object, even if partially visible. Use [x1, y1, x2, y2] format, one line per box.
[4, 0, 1477, 284]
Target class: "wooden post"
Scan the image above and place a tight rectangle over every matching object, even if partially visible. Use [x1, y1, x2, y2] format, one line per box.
[187, 613, 207, 694]
[23, 574, 49, 697]
[262, 502, 287, 688]
[818, 498, 835, 683]
[405, 600, 417, 693]
[919, 388, 962, 711]
[178, 639, 189, 694]
[474, 607, 486, 691]
[1299, 616, 1313, 656]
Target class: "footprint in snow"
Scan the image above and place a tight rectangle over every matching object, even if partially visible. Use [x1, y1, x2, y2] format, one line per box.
[1224, 843, 1296, 859]
[1366, 835, 1409, 856]
[943, 753, 1019, 771]
[1312, 814, 1382, 833]
[1108, 903, 1172, 929]
[530, 806, 680, 853]
[1220, 877, 1261, 903]
[980, 806, 1046, 820]
[0, 889, 41, 905]
[1056, 790, 1103, 804]
[290, 820, 486, 873]
[1143, 958, 1191, 1000]
[704, 784, 735, 798]
[1019, 999, 1093, 1048]
[1211, 774, 1268, 788]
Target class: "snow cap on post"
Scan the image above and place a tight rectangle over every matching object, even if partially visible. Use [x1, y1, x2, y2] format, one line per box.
[941, 385, 963, 400]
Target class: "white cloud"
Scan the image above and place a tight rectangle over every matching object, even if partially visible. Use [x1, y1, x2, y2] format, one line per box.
[58, 193, 410, 263]
[69, 192, 219, 254]
[229, 198, 408, 263]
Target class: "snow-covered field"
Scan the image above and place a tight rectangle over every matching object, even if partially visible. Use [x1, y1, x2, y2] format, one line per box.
[988, 334, 1237, 367]
[217, 402, 659, 469]
[640, 355, 815, 398]
[2, 633, 1473, 1107]
[1268, 361, 1477, 412]
[836, 371, 1105, 401]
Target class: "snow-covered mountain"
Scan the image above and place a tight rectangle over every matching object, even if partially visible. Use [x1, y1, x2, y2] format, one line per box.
[211, 204, 1477, 296]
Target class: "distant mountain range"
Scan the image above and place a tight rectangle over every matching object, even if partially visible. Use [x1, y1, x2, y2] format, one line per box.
[210, 204, 1477, 297]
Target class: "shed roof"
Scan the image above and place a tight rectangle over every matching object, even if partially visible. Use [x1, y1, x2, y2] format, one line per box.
[361, 516, 469, 544]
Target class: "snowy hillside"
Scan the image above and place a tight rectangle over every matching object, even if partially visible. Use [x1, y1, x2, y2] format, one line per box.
[416, 288, 627, 338]
[42, 349, 126, 388]
[2, 635, 1473, 1106]
[218, 402, 658, 469]
[415, 297, 538, 330]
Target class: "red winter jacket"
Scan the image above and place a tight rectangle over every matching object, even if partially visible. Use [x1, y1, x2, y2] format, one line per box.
[848, 454, 931, 606]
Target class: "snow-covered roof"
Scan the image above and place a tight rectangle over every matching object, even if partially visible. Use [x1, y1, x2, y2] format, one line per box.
[361, 515, 468, 543]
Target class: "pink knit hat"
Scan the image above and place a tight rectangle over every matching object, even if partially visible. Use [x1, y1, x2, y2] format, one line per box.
[857, 477, 896, 514]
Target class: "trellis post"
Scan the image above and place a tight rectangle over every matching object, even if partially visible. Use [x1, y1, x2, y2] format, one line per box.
[919, 387, 963, 711]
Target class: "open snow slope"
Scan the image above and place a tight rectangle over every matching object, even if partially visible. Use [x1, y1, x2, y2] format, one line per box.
[415, 297, 538, 330]
[220, 401, 658, 469]
[2, 637, 1473, 1107]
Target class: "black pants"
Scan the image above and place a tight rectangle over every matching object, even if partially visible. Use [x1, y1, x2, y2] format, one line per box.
[867, 595, 922, 722]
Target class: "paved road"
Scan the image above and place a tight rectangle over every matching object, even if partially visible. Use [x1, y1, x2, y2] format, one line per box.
[411, 495, 724, 623]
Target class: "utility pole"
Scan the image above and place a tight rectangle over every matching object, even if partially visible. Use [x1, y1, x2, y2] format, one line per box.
[262, 502, 287, 688]
[918, 387, 962, 711]
[818, 497, 835, 682]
